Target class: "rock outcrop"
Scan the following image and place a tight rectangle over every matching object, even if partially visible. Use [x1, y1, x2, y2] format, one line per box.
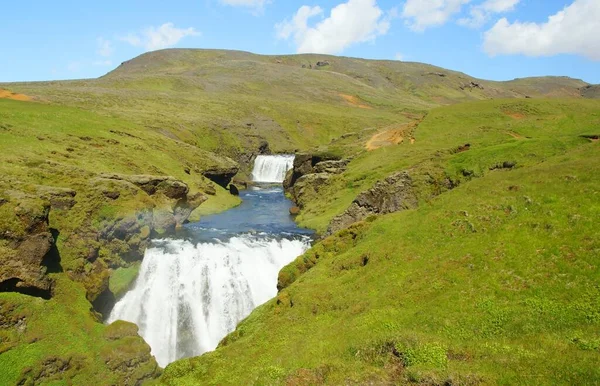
[283, 153, 349, 208]
[327, 172, 418, 235]
[202, 166, 239, 188]
[0, 195, 57, 299]
[326, 172, 418, 235]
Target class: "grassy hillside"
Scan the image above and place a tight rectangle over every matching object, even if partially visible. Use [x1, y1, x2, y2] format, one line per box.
[0, 50, 598, 385]
[0, 99, 240, 385]
[3, 49, 591, 165]
[162, 98, 600, 385]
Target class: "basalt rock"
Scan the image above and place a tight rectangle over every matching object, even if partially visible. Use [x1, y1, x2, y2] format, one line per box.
[173, 192, 208, 226]
[284, 153, 344, 196]
[202, 166, 239, 188]
[0, 197, 56, 299]
[229, 184, 240, 196]
[99, 174, 189, 199]
[290, 173, 331, 208]
[326, 171, 418, 236]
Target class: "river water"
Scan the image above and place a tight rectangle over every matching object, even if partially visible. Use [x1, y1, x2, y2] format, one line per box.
[107, 156, 311, 368]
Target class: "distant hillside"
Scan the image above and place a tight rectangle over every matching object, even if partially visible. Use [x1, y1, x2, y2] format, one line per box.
[3, 49, 592, 166]
[581, 84, 600, 98]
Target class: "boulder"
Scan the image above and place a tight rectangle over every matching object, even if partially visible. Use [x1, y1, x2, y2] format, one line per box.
[173, 192, 208, 226]
[229, 184, 240, 196]
[202, 166, 239, 188]
[289, 206, 300, 215]
[0, 198, 55, 299]
[327, 171, 418, 235]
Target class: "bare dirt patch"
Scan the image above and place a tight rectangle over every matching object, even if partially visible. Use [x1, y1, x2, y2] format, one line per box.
[339, 93, 373, 109]
[506, 131, 525, 139]
[503, 110, 525, 119]
[366, 120, 420, 151]
[0, 89, 32, 102]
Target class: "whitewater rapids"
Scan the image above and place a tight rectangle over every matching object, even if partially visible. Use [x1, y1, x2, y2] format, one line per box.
[107, 235, 309, 367]
[251, 155, 294, 183]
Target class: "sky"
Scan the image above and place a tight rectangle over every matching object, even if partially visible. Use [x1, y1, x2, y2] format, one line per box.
[0, 0, 598, 83]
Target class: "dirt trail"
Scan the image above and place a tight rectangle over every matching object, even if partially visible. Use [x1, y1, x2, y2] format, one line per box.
[366, 120, 420, 151]
[0, 89, 32, 101]
[339, 93, 373, 109]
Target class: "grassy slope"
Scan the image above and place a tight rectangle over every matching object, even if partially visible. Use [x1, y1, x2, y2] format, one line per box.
[162, 99, 600, 385]
[4, 49, 590, 160]
[0, 99, 240, 385]
[294, 99, 600, 232]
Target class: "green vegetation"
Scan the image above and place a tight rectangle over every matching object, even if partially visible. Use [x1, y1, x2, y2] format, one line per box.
[162, 98, 600, 385]
[0, 49, 598, 385]
[0, 276, 159, 385]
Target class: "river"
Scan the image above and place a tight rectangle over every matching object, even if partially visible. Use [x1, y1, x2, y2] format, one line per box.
[107, 155, 312, 367]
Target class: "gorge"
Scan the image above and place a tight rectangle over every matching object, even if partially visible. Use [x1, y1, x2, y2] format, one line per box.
[107, 156, 310, 367]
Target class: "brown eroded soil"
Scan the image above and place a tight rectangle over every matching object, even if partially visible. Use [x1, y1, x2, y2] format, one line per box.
[339, 93, 373, 109]
[0, 89, 32, 101]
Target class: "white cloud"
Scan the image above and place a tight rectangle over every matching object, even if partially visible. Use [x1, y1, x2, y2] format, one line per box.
[483, 0, 600, 60]
[459, 0, 520, 28]
[394, 53, 404, 61]
[402, 0, 471, 31]
[97, 37, 114, 57]
[276, 0, 393, 54]
[120, 23, 200, 51]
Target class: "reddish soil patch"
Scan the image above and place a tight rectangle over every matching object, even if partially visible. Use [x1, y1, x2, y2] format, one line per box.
[339, 93, 373, 109]
[366, 120, 420, 151]
[0, 89, 32, 101]
[503, 110, 525, 119]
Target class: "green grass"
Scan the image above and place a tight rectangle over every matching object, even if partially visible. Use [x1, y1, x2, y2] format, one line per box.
[0, 98, 240, 384]
[0, 50, 597, 384]
[294, 99, 600, 233]
[161, 99, 600, 385]
[0, 276, 159, 385]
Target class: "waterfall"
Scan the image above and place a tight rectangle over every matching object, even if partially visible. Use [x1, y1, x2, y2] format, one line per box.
[251, 155, 295, 183]
[107, 235, 309, 367]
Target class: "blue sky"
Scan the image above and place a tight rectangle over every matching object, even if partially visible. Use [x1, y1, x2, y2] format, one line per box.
[1, 0, 598, 83]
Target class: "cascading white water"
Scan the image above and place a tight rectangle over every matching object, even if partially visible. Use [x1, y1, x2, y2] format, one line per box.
[107, 235, 309, 367]
[251, 155, 295, 183]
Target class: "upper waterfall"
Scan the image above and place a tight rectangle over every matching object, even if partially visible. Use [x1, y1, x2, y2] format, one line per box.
[251, 155, 294, 183]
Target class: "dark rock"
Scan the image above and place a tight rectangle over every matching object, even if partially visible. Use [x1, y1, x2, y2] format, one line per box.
[316, 61, 330, 67]
[173, 192, 208, 227]
[327, 172, 417, 235]
[229, 184, 240, 196]
[202, 166, 239, 188]
[258, 140, 270, 155]
[103, 190, 120, 200]
[184, 167, 191, 175]
[0, 200, 55, 299]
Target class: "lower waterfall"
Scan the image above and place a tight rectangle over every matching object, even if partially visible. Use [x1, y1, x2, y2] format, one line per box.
[108, 235, 309, 367]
